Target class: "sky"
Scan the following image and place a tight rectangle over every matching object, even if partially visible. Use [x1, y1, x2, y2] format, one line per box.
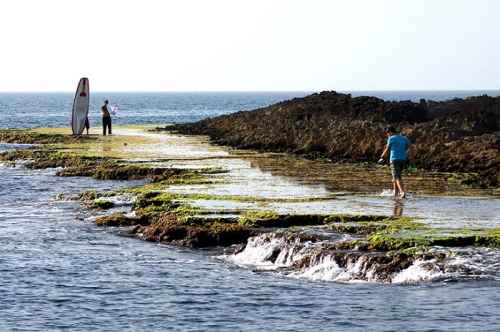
[0, 0, 499, 92]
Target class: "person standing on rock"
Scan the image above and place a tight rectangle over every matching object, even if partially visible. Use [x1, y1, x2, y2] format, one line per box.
[84, 116, 90, 135]
[101, 100, 112, 136]
[379, 126, 410, 198]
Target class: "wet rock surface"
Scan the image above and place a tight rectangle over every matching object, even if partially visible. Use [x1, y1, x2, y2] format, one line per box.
[0, 148, 193, 181]
[95, 212, 149, 227]
[2, 126, 499, 284]
[93, 187, 500, 282]
[0, 129, 98, 144]
[132, 213, 254, 248]
[169, 91, 500, 187]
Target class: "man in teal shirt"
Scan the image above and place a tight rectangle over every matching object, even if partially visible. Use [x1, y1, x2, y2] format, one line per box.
[379, 126, 410, 198]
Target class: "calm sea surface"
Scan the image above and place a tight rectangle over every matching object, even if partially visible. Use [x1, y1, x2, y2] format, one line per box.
[1, 91, 500, 331]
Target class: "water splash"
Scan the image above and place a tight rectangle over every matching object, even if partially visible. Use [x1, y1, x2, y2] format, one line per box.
[223, 232, 500, 284]
[379, 189, 395, 197]
[222, 232, 318, 270]
[392, 259, 444, 284]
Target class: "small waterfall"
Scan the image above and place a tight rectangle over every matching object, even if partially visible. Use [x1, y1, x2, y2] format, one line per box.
[223, 232, 319, 270]
[392, 259, 444, 283]
[223, 232, 500, 283]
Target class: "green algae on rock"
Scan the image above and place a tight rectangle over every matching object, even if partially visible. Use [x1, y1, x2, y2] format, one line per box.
[127, 212, 254, 248]
[92, 172, 500, 253]
[92, 199, 115, 210]
[0, 128, 98, 145]
[239, 211, 390, 228]
[58, 161, 190, 181]
[4, 126, 499, 283]
[78, 189, 118, 203]
[95, 212, 149, 227]
[365, 227, 500, 252]
[0, 143, 196, 182]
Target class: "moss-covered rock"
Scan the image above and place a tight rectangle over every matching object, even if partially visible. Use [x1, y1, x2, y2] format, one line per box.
[0, 129, 97, 144]
[366, 227, 500, 251]
[130, 212, 254, 248]
[93, 199, 115, 209]
[95, 212, 149, 227]
[0, 149, 105, 170]
[323, 214, 390, 223]
[1, 146, 194, 183]
[239, 211, 391, 228]
[57, 160, 189, 181]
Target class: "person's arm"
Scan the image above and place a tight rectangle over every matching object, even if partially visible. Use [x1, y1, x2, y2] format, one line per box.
[380, 145, 389, 160]
[378, 137, 391, 163]
[378, 145, 389, 163]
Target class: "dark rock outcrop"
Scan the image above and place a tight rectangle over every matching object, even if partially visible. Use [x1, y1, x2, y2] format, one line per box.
[171, 91, 500, 187]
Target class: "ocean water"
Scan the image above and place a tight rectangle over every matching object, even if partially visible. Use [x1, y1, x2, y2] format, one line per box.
[0, 92, 309, 128]
[1, 91, 500, 331]
[1, 165, 499, 332]
[1, 90, 499, 129]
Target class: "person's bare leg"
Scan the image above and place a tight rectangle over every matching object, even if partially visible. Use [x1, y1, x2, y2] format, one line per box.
[392, 180, 399, 197]
[396, 180, 406, 198]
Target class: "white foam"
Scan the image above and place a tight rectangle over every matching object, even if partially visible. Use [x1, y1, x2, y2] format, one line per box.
[379, 189, 395, 197]
[290, 255, 345, 281]
[392, 259, 444, 284]
[223, 233, 499, 284]
[125, 211, 137, 218]
[222, 233, 313, 270]
[105, 194, 136, 206]
[290, 255, 379, 283]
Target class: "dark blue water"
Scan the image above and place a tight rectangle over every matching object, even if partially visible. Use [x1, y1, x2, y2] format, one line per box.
[1, 90, 499, 128]
[2, 92, 500, 331]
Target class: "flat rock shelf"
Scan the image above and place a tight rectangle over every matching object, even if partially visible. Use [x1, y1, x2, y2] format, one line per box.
[1, 126, 499, 284]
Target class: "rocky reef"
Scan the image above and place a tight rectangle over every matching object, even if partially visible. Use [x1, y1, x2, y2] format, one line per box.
[2, 127, 499, 284]
[169, 92, 500, 187]
[83, 180, 500, 284]
[90, 190, 500, 282]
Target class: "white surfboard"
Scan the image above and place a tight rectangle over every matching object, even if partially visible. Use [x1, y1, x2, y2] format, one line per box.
[110, 104, 119, 116]
[71, 77, 90, 135]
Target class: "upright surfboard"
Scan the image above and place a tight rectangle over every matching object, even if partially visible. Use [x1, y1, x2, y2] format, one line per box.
[71, 77, 90, 135]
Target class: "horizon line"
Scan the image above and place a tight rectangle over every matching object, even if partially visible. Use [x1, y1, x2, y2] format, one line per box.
[0, 89, 500, 94]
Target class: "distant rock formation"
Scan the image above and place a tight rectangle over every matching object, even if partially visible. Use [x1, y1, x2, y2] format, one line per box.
[172, 91, 500, 187]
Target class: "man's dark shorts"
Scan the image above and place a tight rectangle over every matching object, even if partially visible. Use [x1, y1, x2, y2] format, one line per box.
[390, 160, 406, 180]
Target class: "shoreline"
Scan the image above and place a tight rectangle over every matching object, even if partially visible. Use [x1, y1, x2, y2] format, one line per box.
[1, 126, 500, 283]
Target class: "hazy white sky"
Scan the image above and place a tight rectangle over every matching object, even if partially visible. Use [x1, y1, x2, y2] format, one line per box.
[0, 0, 499, 91]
